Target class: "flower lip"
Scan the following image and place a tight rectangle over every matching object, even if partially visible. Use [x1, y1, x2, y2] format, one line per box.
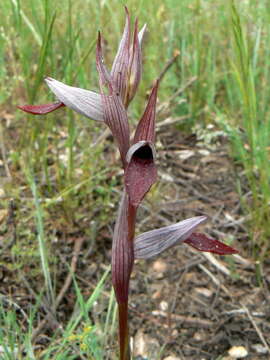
[125, 141, 157, 207]
[126, 141, 156, 163]
[17, 102, 65, 115]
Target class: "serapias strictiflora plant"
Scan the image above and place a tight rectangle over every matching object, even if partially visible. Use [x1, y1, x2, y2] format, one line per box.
[19, 8, 238, 360]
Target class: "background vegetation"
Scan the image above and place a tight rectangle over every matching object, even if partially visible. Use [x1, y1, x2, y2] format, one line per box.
[0, 0, 269, 358]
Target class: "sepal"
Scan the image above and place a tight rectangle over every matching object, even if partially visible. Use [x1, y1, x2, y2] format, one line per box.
[45, 77, 104, 121]
[134, 216, 207, 259]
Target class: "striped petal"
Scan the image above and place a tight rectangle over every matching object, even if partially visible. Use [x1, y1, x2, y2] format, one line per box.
[96, 34, 130, 165]
[111, 7, 131, 102]
[134, 216, 207, 259]
[45, 77, 104, 121]
[125, 18, 142, 107]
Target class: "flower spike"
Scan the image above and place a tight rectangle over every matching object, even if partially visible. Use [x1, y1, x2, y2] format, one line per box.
[17, 8, 239, 360]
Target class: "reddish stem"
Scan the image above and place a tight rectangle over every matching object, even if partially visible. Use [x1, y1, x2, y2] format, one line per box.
[118, 302, 130, 360]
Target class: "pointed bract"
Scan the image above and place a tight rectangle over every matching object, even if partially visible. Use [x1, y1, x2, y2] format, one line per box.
[111, 191, 135, 359]
[184, 233, 238, 255]
[18, 102, 65, 115]
[133, 80, 159, 143]
[112, 191, 135, 303]
[44, 77, 104, 121]
[134, 216, 207, 259]
[111, 7, 131, 102]
[96, 32, 130, 165]
[125, 18, 142, 107]
[125, 141, 157, 207]
[96, 32, 114, 94]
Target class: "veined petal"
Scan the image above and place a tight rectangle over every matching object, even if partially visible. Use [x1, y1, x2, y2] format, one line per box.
[96, 32, 130, 166]
[18, 102, 65, 115]
[125, 18, 142, 107]
[134, 216, 207, 259]
[102, 94, 130, 165]
[96, 32, 114, 93]
[184, 233, 238, 255]
[125, 141, 157, 207]
[45, 78, 104, 121]
[111, 7, 130, 102]
[133, 80, 159, 143]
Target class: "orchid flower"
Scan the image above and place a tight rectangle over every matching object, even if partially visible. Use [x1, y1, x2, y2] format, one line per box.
[18, 9, 238, 360]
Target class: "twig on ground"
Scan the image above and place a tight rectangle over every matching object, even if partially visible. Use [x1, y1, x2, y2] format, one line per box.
[151, 310, 213, 329]
[241, 303, 270, 353]
[157, 76, 197, 114]
[201, 253, 230, 276]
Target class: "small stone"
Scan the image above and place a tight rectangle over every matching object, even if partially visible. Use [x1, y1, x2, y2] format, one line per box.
[0, 189, 5, 197]
[150, 284, 163, 299]
[178, 150, 195, 160]
[152, 259, 167, 273]
[193, 331, 204, 341]
[163, 356, 181, 360]
[133, 330, 160, 358]
[251, 343, 268, 354]
[159, 300, 168, 311]
[195, 287, 213, 298]
[228, 345, 248, 358]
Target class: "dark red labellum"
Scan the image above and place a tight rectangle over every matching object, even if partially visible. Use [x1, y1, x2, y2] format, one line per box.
[184, 233, 238, 255]
[18, 102, 65, 115]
